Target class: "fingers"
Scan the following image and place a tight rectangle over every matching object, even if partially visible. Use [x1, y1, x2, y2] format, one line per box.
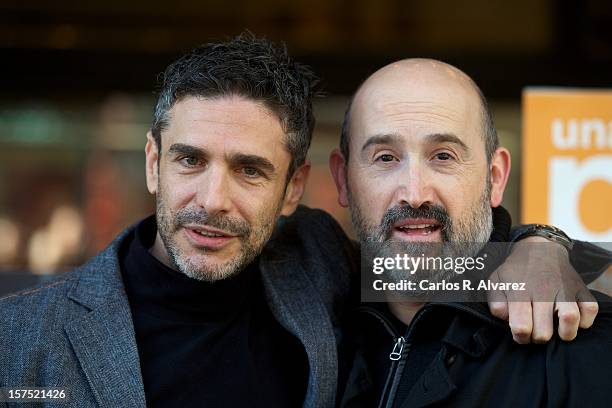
[487, 273, 509, 320]
[578, 302, 599, 329]
[508, 302, 533, 344]
[578, 302, 599, 330]
[555, 302, 581, 341]
[531, 302, 554, 344]
[488, 301, 509, 321]
[499, 299, 592, 343]
[576, 289, 598, 329]
[507, 301, 588, 343]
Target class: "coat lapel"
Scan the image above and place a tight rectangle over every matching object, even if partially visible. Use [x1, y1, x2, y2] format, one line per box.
[400, 355, 456, 408]
[260, 259, 338, 408]
[64, 226, 146, 407]
[64, 297, 146, 407]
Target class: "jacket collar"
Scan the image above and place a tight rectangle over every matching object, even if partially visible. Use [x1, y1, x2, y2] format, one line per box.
[438, 303, 506, 357]
[358, 301, 506, 340]
[67, 224, 134, 310]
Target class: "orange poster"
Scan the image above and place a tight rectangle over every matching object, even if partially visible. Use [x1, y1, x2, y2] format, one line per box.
[522, 88, 612, 241]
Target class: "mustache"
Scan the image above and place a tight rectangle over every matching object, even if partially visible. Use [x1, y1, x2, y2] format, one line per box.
[174, 207, 250, 236]
[380, 204, 451, 240]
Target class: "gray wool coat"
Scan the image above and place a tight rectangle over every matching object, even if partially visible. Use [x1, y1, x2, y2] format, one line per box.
[0, 206, 357, 408]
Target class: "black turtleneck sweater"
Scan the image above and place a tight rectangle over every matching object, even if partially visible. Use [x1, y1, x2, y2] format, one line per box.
[119, 216, 308, 407]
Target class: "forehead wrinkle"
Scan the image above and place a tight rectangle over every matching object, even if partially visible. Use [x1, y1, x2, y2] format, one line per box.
[363, 99, 466, 128]
[385, 98, 464, 114]
[383, 109, 463, 126]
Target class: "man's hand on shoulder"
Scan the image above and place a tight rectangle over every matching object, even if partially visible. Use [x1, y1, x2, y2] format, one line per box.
[487, 236, 599, 344]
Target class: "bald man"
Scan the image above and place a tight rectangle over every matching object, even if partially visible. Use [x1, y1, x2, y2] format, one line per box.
[332, 59, 611, 407]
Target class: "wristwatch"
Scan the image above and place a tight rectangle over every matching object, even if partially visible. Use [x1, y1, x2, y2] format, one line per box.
[509, 224, 574, 252]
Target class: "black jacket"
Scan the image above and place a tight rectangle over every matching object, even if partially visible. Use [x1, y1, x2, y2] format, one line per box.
[341, 294, 612, 408]
[339, 207, 612, 408]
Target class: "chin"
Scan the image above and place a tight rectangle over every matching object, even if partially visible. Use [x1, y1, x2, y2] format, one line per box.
[182, 264, 242, 282]
[173, 253, 239, 281]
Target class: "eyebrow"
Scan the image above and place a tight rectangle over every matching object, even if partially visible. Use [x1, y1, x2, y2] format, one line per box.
[361, 134, 402, 153]
[425, 133, 469, 152]
[168, 143, 207, 158]
[167, 143, 276, 176]
[360, 132, 469, 153]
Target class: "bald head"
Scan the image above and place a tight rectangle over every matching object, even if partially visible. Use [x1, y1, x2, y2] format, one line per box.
[329, 58, 511, 272]
[340, 58, 497, 164]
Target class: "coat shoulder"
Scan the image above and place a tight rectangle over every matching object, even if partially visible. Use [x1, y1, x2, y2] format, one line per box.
[0, 269, 84, 384]
[0, 269, 80, 318]
[0, 224, 134, 388]
[267, 205, 359, 324]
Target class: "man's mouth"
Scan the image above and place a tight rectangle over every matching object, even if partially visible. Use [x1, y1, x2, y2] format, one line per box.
[193, 229, 226, 238]
[183, 225, 238, 249]
[391, 218, 443, 240]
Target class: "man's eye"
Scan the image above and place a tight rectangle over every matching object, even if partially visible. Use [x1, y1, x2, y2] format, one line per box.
[180, 156, 200, 167]
[241, 167, 261, 177]
[376, 154, 397, 163]
[434, 152, 453, 161]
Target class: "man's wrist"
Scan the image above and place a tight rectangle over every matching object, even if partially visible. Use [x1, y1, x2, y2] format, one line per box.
[510, 224, 574, 252]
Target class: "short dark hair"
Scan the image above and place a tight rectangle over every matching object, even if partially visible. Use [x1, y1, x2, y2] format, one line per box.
[340, 82, 499, 164]
[474, 86, 499, 163]
[152, 32, 319, 178]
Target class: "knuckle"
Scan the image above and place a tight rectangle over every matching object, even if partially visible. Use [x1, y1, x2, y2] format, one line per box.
[581, 302, 599, 315]
[559, 311, 579, 325]
[490, 303, 507, 318]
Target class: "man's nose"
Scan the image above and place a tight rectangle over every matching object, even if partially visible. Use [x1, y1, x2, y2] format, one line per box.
[392, 163, 435, 209]
[196, 166, 232, 216]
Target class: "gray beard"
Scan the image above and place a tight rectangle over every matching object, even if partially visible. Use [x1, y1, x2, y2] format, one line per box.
[351, 182, 493, 299]
[155, 185, 276, 282]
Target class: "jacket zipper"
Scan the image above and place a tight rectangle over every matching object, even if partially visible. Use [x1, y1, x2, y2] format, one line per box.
[381, 308, 434, 408]
[358, 302, 498, 408]
[381, 336, 411, 408]
[389, 337, 405, 361]
[356, 306, 410, 408]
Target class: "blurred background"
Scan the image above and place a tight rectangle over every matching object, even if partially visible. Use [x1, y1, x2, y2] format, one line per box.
[1, 0, 611, 278]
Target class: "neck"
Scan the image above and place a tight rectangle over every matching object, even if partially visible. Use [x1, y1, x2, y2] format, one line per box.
[387, 300, 424, 326]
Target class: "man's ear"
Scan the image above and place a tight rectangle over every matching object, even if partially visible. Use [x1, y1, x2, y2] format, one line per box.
[489, 147, 511, 207]
[280, 160, 311, 216]
[329, 148, 349, 207]
[145, 130, 159, 195]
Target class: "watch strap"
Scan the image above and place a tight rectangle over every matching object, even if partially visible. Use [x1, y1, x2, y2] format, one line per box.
[509, 224, 574, 251]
